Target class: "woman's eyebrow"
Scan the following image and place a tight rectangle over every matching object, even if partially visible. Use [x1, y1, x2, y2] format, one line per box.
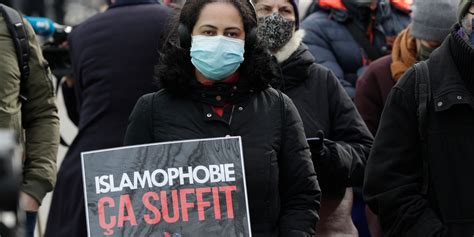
[225, 27, 241, 31]
[199, 24, 218, 29]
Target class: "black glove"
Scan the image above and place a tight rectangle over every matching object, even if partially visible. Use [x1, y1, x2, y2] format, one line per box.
[307, 130, 327, 160]
[308, 131, 346, 196]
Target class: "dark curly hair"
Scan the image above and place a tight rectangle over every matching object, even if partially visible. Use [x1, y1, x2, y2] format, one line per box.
[156, 0, 276, 95]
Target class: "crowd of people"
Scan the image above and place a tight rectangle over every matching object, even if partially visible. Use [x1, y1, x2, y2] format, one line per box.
[1, 0, 473, 236]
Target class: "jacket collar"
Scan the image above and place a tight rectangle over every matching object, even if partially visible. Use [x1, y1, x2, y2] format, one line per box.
[427, 35, 474, 112]
[274, 29, 305, 63]
[273, 42, 315, 91]
[187, 78, 257, 107]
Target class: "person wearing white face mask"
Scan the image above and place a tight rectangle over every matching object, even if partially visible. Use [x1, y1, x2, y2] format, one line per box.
[364, 0, 474, 236]
[124, 1, 321, 236]
[254, 0, 374, 236]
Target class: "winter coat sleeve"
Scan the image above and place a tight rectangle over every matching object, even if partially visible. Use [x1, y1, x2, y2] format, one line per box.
[301, 17, 355, 97]
[363, 69, 447, 236]
[317, 71, 373, 192]
[354, 64, 384, 136]
[123, 93, 154, 146]
[61, 82, 79, 126]
[21, 20, 60, 204]
[278, 93, 321, 236]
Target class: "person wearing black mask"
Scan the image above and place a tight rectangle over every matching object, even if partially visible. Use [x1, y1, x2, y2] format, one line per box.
[254, 0, 373, 236]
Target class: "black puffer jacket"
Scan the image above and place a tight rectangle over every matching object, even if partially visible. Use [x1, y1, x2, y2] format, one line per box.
[273, 43, 373, 195]
[124, 82, 321, 236]
[364, 25, 474, 236]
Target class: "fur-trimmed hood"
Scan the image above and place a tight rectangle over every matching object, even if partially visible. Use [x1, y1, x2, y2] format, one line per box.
[274, 29, 306, 63]
[272, 29, 316, 90]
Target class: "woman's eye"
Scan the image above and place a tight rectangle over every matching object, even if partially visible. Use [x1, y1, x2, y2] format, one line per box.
[281, 9, 292, 15]
[203, 31, 215, 36]
[225, 32, 238, 38]
[257, 7, 271, 15]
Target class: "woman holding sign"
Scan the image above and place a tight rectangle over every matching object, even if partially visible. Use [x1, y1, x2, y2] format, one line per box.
[124, 0, 321, 236]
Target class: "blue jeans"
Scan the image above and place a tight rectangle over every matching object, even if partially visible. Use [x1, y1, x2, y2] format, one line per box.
[352, 187, 371, 237]
[26, 212, 37, 237]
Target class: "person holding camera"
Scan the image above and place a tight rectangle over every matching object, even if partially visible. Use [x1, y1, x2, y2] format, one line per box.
[0, 4, 60, 237]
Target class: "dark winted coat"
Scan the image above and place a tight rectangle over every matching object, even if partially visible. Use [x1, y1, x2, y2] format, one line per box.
[354, 55, 395, 135]
[301, 1, 410, 97]
[364, 26, 474, 236]
[45, 3, 171, 237]
[273, 43, 373, 235]
[275, 43, 373, 194]
[124, 84, 321, 236]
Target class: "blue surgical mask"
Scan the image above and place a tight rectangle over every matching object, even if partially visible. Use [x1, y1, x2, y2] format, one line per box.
[190, 35, 245, 81]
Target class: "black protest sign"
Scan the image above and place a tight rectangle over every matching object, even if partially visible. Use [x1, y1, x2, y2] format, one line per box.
[81, 137, 251, 237]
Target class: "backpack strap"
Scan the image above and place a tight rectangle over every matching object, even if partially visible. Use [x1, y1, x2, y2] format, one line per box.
[0, 4, 30, 101]
[413, 61, 430, 195]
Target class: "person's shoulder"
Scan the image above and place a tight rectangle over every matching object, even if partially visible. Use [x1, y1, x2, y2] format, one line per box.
[306, 62, 337, 85]
[108, 3, 171, 18]
[390, 66, 417, 104]
[302, 11, 333, 27]
[261, 86, 279, 98]
[304, 10, 330, 21]
[309, 62, 333, 75]
[260, 87, 296, 107]
[358, 55, 393, 83]
[68, 11, 105, 37]
[370, 55, 393, 69]
[138, 89, 170, 102]
[302, 11, 346, 39]
[394, 66, 416, 90]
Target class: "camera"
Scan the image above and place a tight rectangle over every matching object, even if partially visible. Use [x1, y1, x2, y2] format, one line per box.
[25, 16, 73, 80]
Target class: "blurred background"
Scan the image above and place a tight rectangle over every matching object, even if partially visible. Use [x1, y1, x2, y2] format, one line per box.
[0, 1, 104, 236]
[0, 0, 107, 25]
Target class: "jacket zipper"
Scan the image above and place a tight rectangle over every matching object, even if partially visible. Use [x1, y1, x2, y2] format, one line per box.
[228, 105, 235, 136]
[228, 105, 235, 125]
